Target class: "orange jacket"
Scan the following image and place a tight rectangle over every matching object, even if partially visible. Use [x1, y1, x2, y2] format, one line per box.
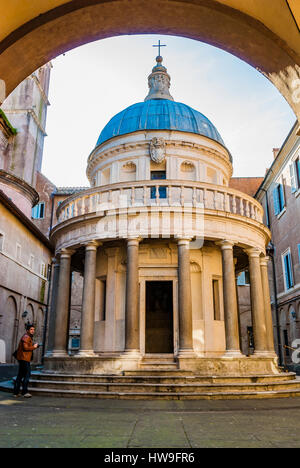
[16, 333, 35, 362]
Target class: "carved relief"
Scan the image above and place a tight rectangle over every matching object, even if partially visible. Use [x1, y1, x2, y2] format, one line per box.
[122, 161, 136, 173]
[181, 161, 195, 172]
[150, 137, 166, 164]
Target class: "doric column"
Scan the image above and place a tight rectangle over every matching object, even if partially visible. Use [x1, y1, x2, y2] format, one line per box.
[125, 238, 141, 354]
[46, 257, 60, 356]
[217, 240, 242, 356]
[177, 238, 194, 355]
[52, 249, 73, 357]
[260, 255, 276, 354]
[246, 248, 268, 354]
[77, 242, 98, 357]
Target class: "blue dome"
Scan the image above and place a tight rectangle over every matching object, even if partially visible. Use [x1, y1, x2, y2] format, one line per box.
[96, 100, 225, 147]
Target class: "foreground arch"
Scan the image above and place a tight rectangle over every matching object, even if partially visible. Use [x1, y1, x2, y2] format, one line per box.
[0, 0, 299, 118]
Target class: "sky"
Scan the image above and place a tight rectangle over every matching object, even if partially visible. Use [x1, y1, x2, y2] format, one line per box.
[42, 34, 296, 187]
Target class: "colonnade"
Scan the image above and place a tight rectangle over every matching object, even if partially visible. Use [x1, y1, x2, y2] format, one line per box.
[47, 238, 275, 359]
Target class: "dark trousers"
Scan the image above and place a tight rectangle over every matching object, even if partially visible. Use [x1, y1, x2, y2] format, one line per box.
[14, 360, 31, 395]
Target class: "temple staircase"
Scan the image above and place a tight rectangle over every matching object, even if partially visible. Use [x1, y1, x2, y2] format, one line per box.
[1, 371, 300, 400]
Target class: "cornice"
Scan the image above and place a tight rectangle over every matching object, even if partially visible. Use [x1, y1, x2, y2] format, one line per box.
[0, 169, 39, 206]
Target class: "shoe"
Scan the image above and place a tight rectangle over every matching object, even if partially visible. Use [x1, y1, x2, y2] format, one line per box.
[23, 393, 32, 398]
[13, 394, 21, 398]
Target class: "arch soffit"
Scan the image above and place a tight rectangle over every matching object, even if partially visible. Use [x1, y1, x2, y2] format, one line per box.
[0, 0, 299, 118]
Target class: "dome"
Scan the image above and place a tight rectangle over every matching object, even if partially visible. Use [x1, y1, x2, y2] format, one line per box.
[96, 99, 225, 148]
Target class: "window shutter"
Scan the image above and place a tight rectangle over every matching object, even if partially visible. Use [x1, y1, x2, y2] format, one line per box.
[279, 183, 285, 207]
[284, 254, 290, 289]
[273, 186, 280, 215]
[290, 163, 297, 193]
[32, 205, 38, 219]
[287, 253, 294, 287]
[284, 252, 294, 290]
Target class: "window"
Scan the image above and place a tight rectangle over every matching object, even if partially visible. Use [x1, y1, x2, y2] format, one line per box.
[290, 157, 300, 193]
[32, 202, 45, 219]
[237, 270, 250, 286]
[0, 233, 4, 252]
[40, 263, 46, 277]
[151, 171, 167, 199]
[273, 182, 285, 215]
[283, 250, 294, 290]
[212, 279, 221, 320]
[29, 254, 35, 269]
[296, 158, 300, 188]
[16, 243, 21, 261]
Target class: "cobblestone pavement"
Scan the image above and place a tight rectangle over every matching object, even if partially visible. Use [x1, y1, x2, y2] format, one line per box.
[1, 390, 300, 448]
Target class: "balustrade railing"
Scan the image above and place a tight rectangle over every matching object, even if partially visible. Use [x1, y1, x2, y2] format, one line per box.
[56, 180, 263, 225]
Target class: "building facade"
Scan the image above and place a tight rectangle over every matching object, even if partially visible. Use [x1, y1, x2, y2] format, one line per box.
[256, 122, 300, 367]
[45, 57, 278, 377]
[0, 65, 53, 364]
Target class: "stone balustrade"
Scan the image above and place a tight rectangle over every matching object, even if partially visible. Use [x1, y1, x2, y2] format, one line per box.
[55, 180, 264, 225]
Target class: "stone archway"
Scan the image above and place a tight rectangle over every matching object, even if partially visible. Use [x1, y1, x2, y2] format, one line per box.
[0, 0, 299, 119]
[0, 296, 18, 363]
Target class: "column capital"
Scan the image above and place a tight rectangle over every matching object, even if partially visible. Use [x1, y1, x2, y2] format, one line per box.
[260, 255, 270, 267]
[127, 237, 142, 246]
[84, 240, 99, 252]
[58, 248, 75, 259]
[177, 238, 192, 246]
[216, 240, 235, 250]
[245, 247, 263, 258]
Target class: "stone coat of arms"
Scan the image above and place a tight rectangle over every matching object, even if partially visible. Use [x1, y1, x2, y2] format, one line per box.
[150, 137, 166, 164]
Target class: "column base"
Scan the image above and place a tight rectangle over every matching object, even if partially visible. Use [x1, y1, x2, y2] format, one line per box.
[222, 350, 245, 358]
[75, 350, 97, 357]
[177, 349, 196, 359]
[122, 349, 142, 359]
[177, 349, 198, 370]
[50, 350, 69, 358]
[252, 350, 278, 358]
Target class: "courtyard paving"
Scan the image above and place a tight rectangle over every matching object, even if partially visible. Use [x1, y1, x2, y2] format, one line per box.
[1, 390, 300, 448]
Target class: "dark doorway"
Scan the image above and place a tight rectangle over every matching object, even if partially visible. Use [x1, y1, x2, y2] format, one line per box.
[145, 281, 174, 353]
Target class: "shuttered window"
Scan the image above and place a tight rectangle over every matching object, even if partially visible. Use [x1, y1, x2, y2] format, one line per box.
[32, 202, 45, 219]
[273, 183, 285, 215]
[283, 251, 294, 290]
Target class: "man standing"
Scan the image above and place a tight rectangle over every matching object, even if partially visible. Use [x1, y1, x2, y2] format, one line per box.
[13, 324, 39, 398]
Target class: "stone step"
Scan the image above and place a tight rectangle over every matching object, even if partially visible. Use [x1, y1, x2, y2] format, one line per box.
[27, 378, 300, 394]
[31, 371, 297, 385]
[2, 379, 300, 400]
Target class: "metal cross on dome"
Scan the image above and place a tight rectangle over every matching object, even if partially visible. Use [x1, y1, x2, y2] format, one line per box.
[153, 40, 166, 57]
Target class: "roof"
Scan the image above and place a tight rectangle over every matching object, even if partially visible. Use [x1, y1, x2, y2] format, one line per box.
[54, 187, 89, 195]
[229, 177, 264, 197]
[96, 99, 226, 148]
